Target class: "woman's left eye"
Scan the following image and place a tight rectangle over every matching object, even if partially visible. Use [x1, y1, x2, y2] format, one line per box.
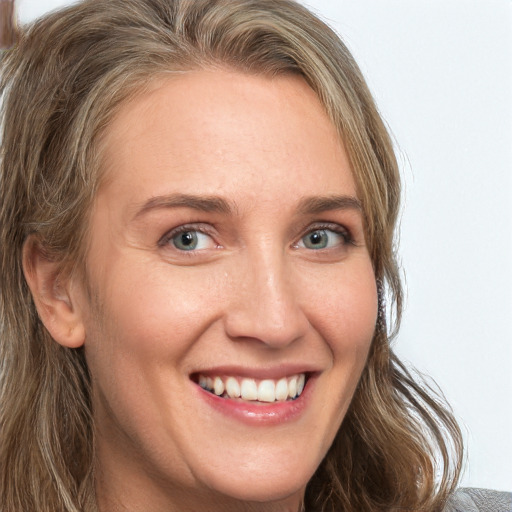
[168, 229, 215, 251]
[297, 228, 350, 250]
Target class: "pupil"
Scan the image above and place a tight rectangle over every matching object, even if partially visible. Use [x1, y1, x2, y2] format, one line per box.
[310, 231, 323, 245]
[181, 232, 195, 246]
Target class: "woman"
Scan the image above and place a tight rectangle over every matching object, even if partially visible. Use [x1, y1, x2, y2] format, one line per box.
[0, 0, 503, 510]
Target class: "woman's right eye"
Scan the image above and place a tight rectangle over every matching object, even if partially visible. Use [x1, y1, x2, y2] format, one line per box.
[163, 228, 217, 252]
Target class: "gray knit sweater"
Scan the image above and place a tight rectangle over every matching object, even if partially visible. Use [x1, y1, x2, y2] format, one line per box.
[444, 488, 512, 512]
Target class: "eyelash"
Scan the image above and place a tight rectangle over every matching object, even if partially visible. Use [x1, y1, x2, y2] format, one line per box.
[158, 222, 355, 253]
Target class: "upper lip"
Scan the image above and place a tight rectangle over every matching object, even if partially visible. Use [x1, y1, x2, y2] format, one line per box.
[190, 364, 321, 380]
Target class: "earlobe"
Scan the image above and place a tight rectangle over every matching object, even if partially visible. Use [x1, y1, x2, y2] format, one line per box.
[22, 236, 85, 348]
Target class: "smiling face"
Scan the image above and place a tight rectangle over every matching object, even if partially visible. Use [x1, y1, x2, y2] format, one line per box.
[76, 70, 378, 511]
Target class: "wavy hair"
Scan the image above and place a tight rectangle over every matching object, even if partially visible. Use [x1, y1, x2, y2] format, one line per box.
[0, 0, 462, 510]
[0, 0, 17, 49]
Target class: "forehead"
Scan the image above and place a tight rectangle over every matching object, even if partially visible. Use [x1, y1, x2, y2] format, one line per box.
[96, 69, 357, 216]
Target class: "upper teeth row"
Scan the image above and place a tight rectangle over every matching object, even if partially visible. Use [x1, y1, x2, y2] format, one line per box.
[198, 374, 306, 403]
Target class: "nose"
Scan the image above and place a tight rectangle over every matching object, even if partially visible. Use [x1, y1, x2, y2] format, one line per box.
[223, 248, 310, 348]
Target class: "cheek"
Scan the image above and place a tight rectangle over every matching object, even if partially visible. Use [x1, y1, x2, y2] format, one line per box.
[82, 258, 226, 425]
[291, 259, 377, 447]
[298, 259, 378, 354]
[303, 259, 377, 413]
[92, 258, 224, 354]
[81, 258, 229, 425]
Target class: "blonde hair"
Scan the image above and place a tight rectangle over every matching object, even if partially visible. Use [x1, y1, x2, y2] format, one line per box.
[0, 0, 17, 49]
[0, 0, 462, 510]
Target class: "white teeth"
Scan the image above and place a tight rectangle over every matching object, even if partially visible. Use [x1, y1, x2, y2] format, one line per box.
[257, 380, 275, 402]
[275, 378, 289, 401]
[225, 377, 241, 398]
[240, 379, 258, 401]
[288, 376, 297, 399]
[198, 373, 307, 402]
[213, 376, 225, 396]
[297, 374, 305, 396]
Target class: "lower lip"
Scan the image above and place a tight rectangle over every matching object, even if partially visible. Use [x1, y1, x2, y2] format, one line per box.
[194, 378, 315, 426]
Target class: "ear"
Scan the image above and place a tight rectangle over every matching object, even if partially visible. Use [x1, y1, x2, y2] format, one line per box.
[22, 235, 85, 348]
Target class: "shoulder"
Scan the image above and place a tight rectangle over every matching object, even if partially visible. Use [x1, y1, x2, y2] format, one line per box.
[444, 488, 512, 512]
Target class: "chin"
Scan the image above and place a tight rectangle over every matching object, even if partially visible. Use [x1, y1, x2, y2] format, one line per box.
[201, 470, 309, 505]
[190, 450, 319, 505]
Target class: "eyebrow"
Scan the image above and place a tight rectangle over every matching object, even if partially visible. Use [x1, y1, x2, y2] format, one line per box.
[297, 195, 362, 214]
[133, 193, 233, 219]
[133, 192, 361, 220]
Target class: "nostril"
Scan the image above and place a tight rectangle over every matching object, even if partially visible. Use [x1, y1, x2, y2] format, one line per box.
[223, 305, 309, 349]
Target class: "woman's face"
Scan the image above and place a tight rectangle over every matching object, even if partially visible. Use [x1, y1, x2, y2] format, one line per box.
[78, 70, 377, 511]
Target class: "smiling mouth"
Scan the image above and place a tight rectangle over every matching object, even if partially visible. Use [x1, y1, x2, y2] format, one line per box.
[193, 374, 307, 403]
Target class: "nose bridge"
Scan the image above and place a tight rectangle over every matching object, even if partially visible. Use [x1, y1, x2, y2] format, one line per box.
[224, 244, 308, 347]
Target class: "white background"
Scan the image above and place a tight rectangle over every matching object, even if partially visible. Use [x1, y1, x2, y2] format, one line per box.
[17, 0, 512, 492]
